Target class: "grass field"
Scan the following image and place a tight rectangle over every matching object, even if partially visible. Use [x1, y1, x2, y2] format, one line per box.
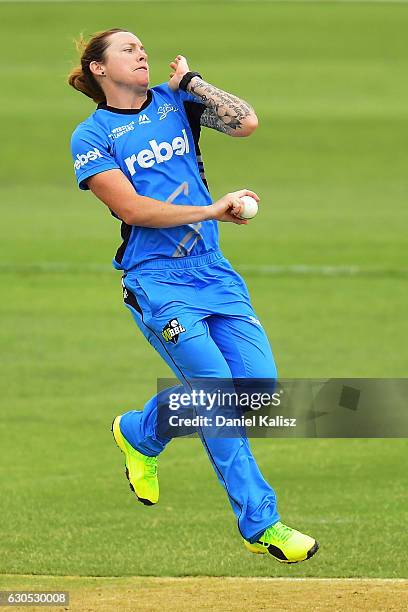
[1, 0, 408, 598]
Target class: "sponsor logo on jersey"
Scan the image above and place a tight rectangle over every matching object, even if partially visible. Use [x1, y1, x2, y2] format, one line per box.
[108, 115, 150, 140]
[162, 318, 186, 344]
[108, 121, 135, 140]
[157, 103, 179, 121]
[73, 147, 102, 170]
[124, 129, 190, 176]
[139, 113, 151, 124]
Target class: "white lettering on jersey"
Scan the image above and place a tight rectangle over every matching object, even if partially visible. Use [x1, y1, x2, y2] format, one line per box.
[124, 129, 190, 176]
[74, 147, 102, 170]
[108, 121, 135, 140]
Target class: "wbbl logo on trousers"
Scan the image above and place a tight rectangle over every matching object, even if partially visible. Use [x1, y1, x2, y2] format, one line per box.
[162, 319, 186, 344]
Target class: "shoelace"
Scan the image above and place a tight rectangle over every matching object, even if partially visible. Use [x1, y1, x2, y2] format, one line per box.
[144, 456, 158, 477]
[263, 522, 294, 545]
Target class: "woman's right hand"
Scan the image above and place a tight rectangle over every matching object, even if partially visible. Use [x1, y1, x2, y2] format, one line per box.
[208, 189, 260, 224]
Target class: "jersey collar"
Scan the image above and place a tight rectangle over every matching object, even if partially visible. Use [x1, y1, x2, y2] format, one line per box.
[97, 90, 153, 115]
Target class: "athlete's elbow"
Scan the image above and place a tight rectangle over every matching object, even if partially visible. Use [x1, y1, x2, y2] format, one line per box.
[121, 211, 135, 225]
[122, 209, 157, 227]
[121, 207, 145, 226]
[236, 113, 259, 137]
[120, 201, 149, 226]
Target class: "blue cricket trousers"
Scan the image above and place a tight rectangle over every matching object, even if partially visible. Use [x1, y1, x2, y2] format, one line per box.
[119, 249, 280, 543]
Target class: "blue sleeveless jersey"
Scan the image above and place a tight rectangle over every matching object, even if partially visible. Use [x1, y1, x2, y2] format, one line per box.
[70, 83, 219, 270]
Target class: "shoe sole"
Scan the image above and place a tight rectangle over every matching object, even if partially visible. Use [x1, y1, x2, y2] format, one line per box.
[244, 539, 320, 564]
[111, 416, 155, 506]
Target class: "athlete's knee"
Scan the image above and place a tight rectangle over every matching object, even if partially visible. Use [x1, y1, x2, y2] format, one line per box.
[245, 360, 278, 389]
[233, 371, 278, 413]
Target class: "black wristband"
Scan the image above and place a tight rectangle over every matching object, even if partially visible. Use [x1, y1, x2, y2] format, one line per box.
[179, 71, 202, 92]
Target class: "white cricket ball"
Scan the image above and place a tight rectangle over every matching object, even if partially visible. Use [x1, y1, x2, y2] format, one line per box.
[237, 195, 258, 220]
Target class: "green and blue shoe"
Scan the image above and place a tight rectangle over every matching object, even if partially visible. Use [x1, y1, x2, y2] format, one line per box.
[111, 415, 159, 506]
[244, 521, 319, 563]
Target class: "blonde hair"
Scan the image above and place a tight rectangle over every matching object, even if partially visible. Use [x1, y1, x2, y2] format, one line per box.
[68, 28, 128, 103]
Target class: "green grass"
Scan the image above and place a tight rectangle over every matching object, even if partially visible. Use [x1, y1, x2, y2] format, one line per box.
[0, 1, 407, 578]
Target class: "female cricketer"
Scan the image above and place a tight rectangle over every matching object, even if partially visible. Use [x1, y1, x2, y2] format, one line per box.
[68, 28, 318, 564]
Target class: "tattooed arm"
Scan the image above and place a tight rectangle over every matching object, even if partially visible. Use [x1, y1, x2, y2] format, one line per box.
[168, 55, 258, 137]
[188, 77, 258, 137]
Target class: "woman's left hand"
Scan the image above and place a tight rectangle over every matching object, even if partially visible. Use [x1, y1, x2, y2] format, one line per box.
[168, 55, 190, 91]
